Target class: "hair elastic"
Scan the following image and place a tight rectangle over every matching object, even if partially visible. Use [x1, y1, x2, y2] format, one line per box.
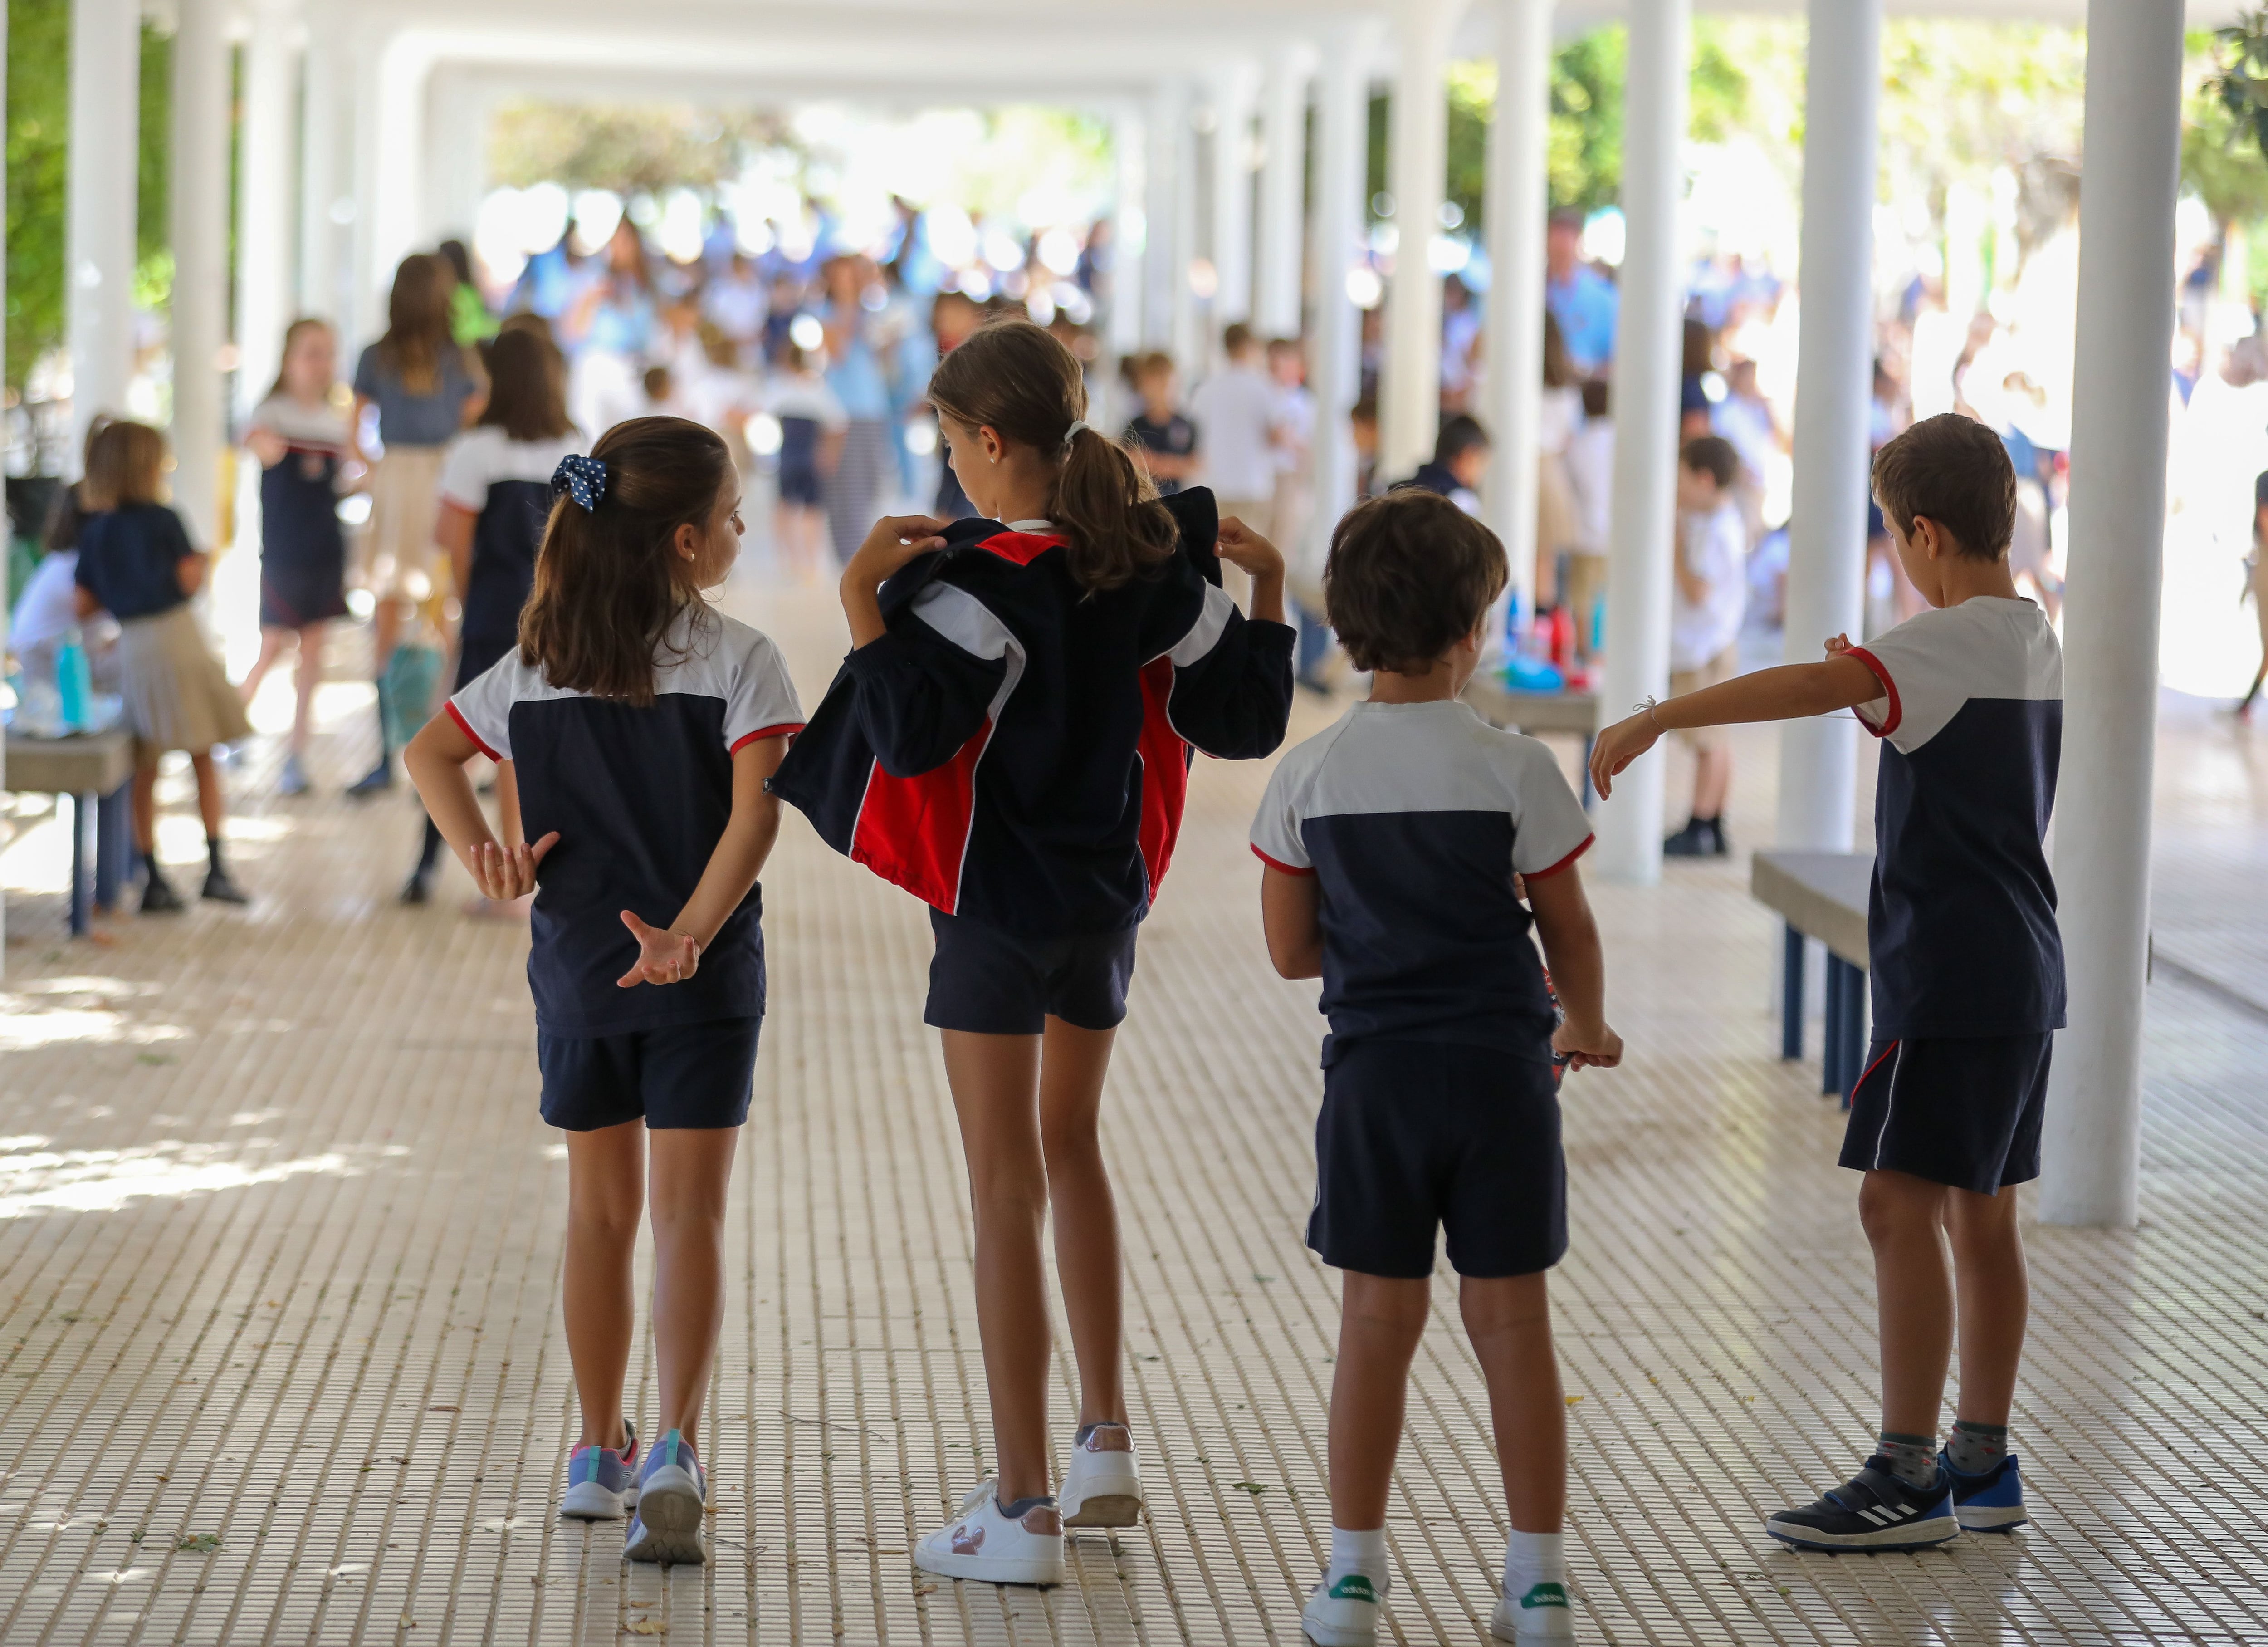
[552, 453, 610, 511]
[1061, 418, 1090, 448]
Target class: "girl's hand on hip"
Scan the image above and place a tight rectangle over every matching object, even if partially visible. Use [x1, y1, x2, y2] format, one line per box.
[1215, 517, 1285, 583]
[844, 515, 950, 593]
[618, 911, 701, 988]
[470, 832, 557, 901]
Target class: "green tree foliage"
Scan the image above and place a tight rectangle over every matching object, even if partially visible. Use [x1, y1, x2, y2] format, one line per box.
[5, 2, 177, 388]
[489, 104, 790, 194]
[2191, 16, 2268, 227]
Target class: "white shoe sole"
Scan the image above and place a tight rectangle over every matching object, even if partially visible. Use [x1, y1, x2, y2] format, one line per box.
[1954, 1503, 2027, 1531]
[1061, 1460, 1144, 1529]
[559, 1480, 634, 1520]
[625, 1469, 706, 1565]
[1491, 1599, 1576, 1642]
[910, 1539, 1063, 1586]
[1303, 1615, 1376, 1647]
[1763, 1510, 1958, 1551]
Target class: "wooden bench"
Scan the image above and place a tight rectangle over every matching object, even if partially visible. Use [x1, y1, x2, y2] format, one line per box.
[1460, 678, 1600, 800]
[5, 730, 136, 935]
[1750, 849, 1872, 1103]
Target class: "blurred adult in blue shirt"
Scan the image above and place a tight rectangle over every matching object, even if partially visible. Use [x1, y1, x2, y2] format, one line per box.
[1545, 210, 1618, 378]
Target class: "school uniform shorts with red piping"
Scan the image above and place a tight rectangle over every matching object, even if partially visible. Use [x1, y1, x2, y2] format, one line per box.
[1838, 1034, 2053, 1195]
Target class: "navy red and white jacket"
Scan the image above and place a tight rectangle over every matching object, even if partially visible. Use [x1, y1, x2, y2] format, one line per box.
[770, 488, 1295, 938]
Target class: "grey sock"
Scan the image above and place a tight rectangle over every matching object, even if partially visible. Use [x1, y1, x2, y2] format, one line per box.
[1946, 1420, 2007, 1476]
[997, 1494, 1056, 1520]
[1876, 1431, 1939, 1489]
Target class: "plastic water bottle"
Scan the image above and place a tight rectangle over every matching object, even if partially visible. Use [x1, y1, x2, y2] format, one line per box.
[57, 626, 92, 731]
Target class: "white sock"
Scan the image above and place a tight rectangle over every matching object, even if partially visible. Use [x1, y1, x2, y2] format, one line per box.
[1502, 1529, 1570, 1621]
[1327, 1524, 1388, 1597]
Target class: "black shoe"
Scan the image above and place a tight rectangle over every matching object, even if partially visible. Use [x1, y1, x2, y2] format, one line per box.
[346, 757, 393, 798]
[399, 870, 431, 907]
[1763, 1457, 1958, 1552]
[139, 876, 186, 915]
[1662, 819, 1711, 857]
[201, 868, 250, 905]
[1706, 818, 1731, 857]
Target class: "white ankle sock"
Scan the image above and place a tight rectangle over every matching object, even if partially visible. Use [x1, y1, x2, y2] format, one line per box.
[1328, 1524, 1388, 1591]
[1502, 1529, 1570, 1618]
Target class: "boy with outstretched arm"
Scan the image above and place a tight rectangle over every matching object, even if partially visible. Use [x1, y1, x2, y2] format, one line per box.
[1254, 489, 1621, 1646]
[1590, 412, 2062, 1550]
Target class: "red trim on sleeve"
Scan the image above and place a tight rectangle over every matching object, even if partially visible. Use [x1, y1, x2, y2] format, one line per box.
[730, 722, 806, 754]
[1523, 833, 1594, 881]
[445, 700, 502, 761]
[1251, 843, 1315, 876]
[1846, 647, 1901, 738]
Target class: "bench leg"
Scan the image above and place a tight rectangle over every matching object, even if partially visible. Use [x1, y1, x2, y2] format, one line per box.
[1781, 924, 1804, 1061]
[69, 792, 93, 937]
[1837, 962, 1866, 1111]
[95, 783, 129, 912]
[1822, 956, 1846, 1097]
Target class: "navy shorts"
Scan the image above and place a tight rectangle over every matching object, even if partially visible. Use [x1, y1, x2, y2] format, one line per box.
[923, 908, 1139, 1035]
[1308, 1039, 1567, 1280]
[537, 1017, 763, 1131]
[1839, 1033, 2052, 1195]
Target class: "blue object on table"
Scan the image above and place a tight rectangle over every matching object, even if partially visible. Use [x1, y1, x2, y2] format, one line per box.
[1503, 656, 1564, 693]
[57, 628, 91, 730]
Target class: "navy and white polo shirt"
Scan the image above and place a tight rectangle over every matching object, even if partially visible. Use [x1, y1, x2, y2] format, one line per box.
[1848, 596, 2064, 1039]
[449, 606, 804, 1037]
[437, 427, 582, 643]
[1250, 699, 1594, 1064]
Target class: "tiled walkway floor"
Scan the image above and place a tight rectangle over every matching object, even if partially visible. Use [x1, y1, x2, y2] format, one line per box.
[3, 579, 2265, 1645]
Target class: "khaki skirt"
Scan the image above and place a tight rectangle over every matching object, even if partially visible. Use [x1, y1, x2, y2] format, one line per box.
[117, 604, 253, 760]
[364, 444, 449, 602]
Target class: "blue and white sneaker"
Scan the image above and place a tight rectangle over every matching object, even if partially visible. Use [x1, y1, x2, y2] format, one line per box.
[559, 1421, 640, 1520]
[623, 1429, 707, 1565]
[1941, 1450, 2027, 1532]
[1763, 1456, 1959, 1552]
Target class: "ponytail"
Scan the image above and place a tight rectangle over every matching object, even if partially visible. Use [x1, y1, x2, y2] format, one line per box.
[928, 318, 1178, 592]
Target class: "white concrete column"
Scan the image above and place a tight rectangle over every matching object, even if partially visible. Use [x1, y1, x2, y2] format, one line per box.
[1481, 0, 1553, 632]
[2040, 0, 2185, 1229]
[298, 19, 341, 318]
[1306, 25, 1381, 577]
[169, 0, 231, 547]
[350, 29, 387, 343]
[1776, 0, 1882, 855]
[1254, 46, 1315, 340]
[235, 0, 301, 422]
[1171, 82, 1204, 372]
[66, 0, 141, 459]
[1110, 105, 1148, 360]
[1380, 0, 1458, 480]
[1144, 82, 1184, 353]
[371, 39, 432, 299]
[422, 65, 488, 245]
[1594, 0, 1689, 883]
[1209, 63, 1262, 337]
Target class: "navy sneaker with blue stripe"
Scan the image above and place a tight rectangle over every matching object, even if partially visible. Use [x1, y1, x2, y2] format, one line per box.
[1763, 1456, 1958, 1552]
[624, 1429, 708, 1565]
[559, 1421, 639, 1520]
[1940, 1450, 2026, 1531]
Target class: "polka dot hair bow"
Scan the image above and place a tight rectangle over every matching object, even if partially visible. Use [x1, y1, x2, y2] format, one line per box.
[552, 454, 610, 512]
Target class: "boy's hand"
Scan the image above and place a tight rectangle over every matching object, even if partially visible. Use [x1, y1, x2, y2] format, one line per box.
[245, 429, 289, 467]
[1553, 1017, 1623, 1071]
[1589, 713, 1662, 799]
[1215, 517, 1285, 583]
[617, 911, 701, 988]
[844, 515, 950, 593]
[469, 832, 558, 901]
[1824, 632, 1855, 657]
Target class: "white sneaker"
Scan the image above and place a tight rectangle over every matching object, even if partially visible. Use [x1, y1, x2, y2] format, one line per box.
[1490, 1578, 1575, 1642]
[1302, 1571, 1384, 1646]
[912, 1480, 1065, 1586]
[1060, 1423, 1144, 1528]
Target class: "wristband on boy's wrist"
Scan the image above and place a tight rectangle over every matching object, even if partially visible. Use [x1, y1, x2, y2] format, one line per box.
[1637, 694, 1666, 732]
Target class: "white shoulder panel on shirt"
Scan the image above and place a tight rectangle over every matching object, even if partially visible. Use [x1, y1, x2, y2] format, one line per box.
[1292, 700, 1553, 818]
[1855, 598, 2062, 754]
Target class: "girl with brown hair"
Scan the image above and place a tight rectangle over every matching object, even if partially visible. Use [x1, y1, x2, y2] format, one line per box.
[347, 251, 483, 795]
[769, 317, 1295, 1586]
[72, 420, 253, 910]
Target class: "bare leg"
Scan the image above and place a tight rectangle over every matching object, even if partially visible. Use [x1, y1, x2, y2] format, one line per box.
[187, 752, 227, 841]
[647, 1127, 740, 1448]
[564, 1121, 644, 1452]
[939, 1028, 1052, 1504]
[1460, 1273, 1564, 1532]
[1858, 1169, 1955, 1439]
[1327, 1272, 1431, 1530]
[1945, 1185, 2027, 1429]
[291, 623, 327, 754]
[370, 596, 405, 675]
[1036, 1018, 1124, 1430]
[130, 765, 159, 855]
[1691, 746, 1732, 819]
[239, 627, 291, 706]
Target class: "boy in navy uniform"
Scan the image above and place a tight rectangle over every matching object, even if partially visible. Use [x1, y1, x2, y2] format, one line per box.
[1255, 489, 1620, 1646]
[1592, 412, 2062, 1551]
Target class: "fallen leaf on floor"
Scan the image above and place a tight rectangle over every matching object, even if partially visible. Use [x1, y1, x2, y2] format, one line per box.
[626, 1618, 668, 1635]
[428, 1405, 459, 1413]
[1566, 1395, 1584, 1405]
[1232, 1482, 1267, 1495]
